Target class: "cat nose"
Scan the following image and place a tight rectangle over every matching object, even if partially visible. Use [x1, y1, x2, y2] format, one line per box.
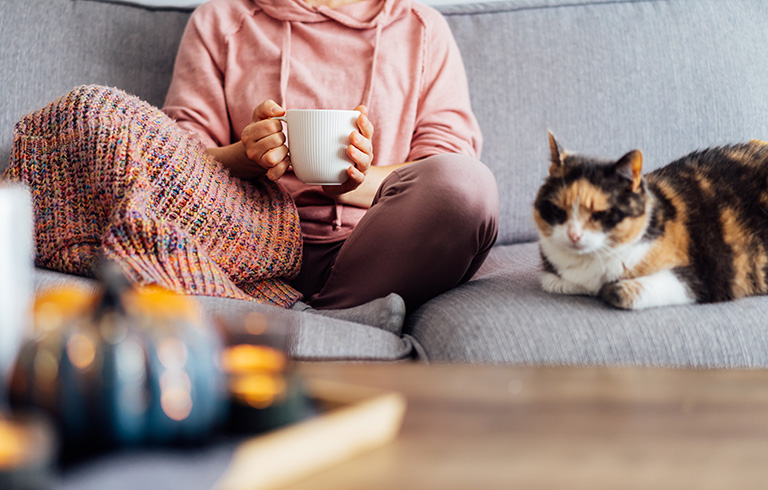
[567, 226, 582, 244]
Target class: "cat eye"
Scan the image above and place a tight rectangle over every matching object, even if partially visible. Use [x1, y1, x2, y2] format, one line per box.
[591, 211, 607, 221]
[539, 200, 567, 224]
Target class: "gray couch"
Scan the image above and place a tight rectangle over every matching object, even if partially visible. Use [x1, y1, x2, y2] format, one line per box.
[3, 0, 768, 369]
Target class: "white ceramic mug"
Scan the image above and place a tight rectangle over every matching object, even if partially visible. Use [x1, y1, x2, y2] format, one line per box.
[0, 185, 33, 387]
[276, 109, 360, 185]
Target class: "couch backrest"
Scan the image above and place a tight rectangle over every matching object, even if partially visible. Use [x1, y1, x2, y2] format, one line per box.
[444, 0, 768, 244]
[3, 0, 768, 245]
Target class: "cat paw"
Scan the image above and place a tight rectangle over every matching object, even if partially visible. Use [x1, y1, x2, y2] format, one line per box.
[541, 272, 591, 296]
[599, 280, 642, 310]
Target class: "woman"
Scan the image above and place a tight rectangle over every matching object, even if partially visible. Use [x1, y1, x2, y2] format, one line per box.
[163, 0, 500, 313]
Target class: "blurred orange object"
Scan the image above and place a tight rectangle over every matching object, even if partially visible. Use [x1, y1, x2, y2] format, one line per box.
[222, 344, 287, 375]
[0, 413, 56, 489]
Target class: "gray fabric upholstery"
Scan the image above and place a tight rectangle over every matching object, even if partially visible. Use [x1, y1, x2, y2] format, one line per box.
[408, 243, 768, 367]
[196, 295, 414, 361]
[34, 269, 414, 361]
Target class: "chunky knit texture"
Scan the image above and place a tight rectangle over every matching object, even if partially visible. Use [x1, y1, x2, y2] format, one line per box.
[4, 85, 303, 307]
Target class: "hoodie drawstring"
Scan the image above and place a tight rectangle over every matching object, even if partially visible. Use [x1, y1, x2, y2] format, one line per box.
[279, 19, 382, 110]
[280, 21, 292, 109]
[362, 23, 383, 108]
[278, 14, 385, 231]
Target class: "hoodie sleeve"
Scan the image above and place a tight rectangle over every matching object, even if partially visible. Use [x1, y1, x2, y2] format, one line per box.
[408, 9, 482, 162]
[163, 3, 233, 149]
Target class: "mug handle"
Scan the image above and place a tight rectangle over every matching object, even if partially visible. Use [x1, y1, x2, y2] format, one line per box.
[273, 115, 288, 140]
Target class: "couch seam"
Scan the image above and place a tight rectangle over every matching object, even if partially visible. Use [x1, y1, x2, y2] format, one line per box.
[74, 0, 195, 13]
[438, 0, 668, 17]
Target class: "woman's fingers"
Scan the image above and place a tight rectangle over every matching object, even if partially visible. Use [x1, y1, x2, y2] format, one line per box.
[353, 105, 374, 139]
[241, 100, 290, 179]
[266, 155, 291, 181]
[252, 99, 285, 122]
[243, 130, 286, 166]
[347, 135, 372, 172]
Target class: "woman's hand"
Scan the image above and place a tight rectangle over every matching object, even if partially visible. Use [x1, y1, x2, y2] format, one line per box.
[323, 105, 374, 196]
[241, 100, 291, 181]
[205, 100, 289, 181]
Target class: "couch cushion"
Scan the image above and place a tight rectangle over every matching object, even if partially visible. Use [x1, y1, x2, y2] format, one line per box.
[442, 0, 768, 245]
[34, 269, 414, 361]
[406, 242, 768, 368]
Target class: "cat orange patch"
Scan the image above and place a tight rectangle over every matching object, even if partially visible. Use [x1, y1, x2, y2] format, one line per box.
[549, 180, 610, 234]
[618, 279, 644, 307]
[725, 146, 763, 168]
[720, 207, 767, 297]
[622, 150, 644, 192]
[610, 215, 646, 245]
[726, 141, 768, 169]
[754, 245, 768, 295]
[548, 156, 567, 178]
[625, 179, 690, 278]
[556, 181, 609, 214]
[696, 175, 716, 199]
[548, 132, 567, 177]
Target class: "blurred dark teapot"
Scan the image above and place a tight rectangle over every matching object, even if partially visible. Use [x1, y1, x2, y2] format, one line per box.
[9, 265, 227, 454]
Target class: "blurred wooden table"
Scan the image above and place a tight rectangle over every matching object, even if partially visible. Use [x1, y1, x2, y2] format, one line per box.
[282, 362, 768, 490]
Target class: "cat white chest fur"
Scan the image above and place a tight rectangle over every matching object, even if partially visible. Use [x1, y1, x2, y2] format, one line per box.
[539, 233, 696, 309]
[539, 234, 651, 295]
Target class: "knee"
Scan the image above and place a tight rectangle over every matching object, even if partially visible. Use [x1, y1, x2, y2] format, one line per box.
[411, 154, 499, 226]
[388, 154, 499, 236]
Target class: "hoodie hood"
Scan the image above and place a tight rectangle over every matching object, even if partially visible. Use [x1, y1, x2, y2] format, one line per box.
[252, 0, 408, 29]
[253, 0, 410, 111]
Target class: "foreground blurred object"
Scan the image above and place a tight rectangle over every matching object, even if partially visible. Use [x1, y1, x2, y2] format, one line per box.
[9, 263, 227, 456]
[216, 377, 407, 490]
[0, 185, 33, 400]
[0, 412, 55, 490]
[221, 314, 314, 434]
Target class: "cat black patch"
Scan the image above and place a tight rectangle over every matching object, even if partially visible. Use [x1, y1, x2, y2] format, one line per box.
[534, 175, 570, 225]
[539, 248, 557, 274]
[537, 198, 567, 225]
[671, 266, 704, 302]
[598, 186, 646, 230]
[598, 281, 624, 308]
[650, 153, 738, 302]
[643, 181, 677, 240]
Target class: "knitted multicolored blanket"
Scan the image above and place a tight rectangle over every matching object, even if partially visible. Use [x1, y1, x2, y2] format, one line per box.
[4, 85, 302, 307]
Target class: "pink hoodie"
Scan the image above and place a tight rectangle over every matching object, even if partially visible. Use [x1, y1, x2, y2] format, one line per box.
[164, 0, 482, 242]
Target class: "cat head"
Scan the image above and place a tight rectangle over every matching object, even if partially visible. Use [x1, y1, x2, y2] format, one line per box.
[534, 132, 648, 255]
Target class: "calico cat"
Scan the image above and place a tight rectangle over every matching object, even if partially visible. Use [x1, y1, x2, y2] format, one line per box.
[534, 132, 768, 310]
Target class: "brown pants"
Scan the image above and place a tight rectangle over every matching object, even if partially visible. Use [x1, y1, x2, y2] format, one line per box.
[291, 154, 499, 312]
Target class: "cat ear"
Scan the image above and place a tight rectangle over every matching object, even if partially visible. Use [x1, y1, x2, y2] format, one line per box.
[548, 131, 566, 176]
[614, 149, 644, 192]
